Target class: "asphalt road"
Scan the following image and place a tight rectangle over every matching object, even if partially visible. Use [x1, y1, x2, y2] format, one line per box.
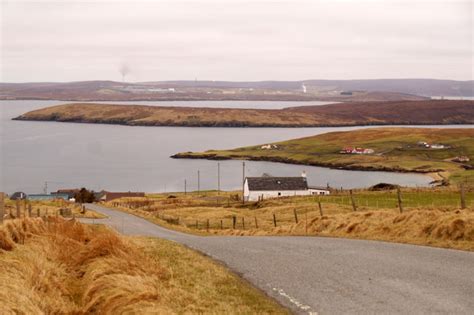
[82, 204, 474, 315]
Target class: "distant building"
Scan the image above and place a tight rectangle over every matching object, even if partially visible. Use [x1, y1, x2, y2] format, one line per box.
[430, 144, 448, 149]
[98, 191, 145, 202]
[340, 147, 374, 154]
[453, 156, 470, 163]
[28, 193, 69, 201]
[243, 172, 330, 201]
[416, 141, 450, 150]
[260, 144, 278, 150]
[417, 141, 430, 147]
[52, 189, 79, 199]
[10, 192, 27, 200]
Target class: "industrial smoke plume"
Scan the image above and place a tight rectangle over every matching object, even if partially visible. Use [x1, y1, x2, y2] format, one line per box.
[119, 63, 131, 82]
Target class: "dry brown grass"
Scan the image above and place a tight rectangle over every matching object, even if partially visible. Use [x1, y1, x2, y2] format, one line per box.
[218, 208, 474, 251]
[107, 191, 474, 251]
[0, 218, 286, 314]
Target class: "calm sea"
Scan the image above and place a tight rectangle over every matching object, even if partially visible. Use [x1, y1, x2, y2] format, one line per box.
[2, 100, 468, 194]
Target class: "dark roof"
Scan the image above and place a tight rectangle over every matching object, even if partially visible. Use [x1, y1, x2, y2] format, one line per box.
[309, 186, 330, 191]
[246, 177, 308, 191]
[10, 192, 27, 200]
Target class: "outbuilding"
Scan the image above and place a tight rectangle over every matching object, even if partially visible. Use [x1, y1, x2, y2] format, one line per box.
[10, 192, 27, 200]
[28, 193, 69, 201]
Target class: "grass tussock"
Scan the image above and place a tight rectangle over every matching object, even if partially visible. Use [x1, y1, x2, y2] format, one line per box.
[0, 218, 285, 314]
[216, 208, 474, 251]
[3, 198, 105, 220]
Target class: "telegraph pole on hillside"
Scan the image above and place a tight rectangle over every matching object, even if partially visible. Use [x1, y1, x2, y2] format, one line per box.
[242, 162, 246, 204]
[197, 170, 200, 194]
[184, 179, 187, 195]
[0, 192, 4, 224]
[217, 163, 221, 195]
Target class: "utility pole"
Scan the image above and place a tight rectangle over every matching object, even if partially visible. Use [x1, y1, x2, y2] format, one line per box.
[197, 170, 200, 194]
[242, 162, 246, 204]
[217, 162, 221, 195]
[184, 179, 187, 195]
[43, 181, 48, 194]
[0, 192, 4, 224]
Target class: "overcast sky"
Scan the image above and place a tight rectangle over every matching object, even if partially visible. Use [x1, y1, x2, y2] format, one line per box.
[0, 0, 472, 82]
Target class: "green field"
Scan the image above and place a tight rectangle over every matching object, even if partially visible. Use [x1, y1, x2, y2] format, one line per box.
[174, 127, 474, 184]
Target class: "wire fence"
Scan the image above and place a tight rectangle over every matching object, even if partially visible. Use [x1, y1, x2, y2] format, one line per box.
[106, 185, 473, 232]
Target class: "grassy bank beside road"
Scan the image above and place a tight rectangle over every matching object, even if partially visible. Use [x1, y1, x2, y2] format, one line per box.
[173, 127, 474, 181]
[105, 188, 474, 251]
[0, 218, 286, 314]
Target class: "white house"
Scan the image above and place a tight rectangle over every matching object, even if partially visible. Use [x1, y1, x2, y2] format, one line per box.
[243, 173, 330, 201]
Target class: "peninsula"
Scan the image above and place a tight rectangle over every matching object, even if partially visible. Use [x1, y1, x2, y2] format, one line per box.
[172, 127, 474, 183]
[13, 100, 474, 127]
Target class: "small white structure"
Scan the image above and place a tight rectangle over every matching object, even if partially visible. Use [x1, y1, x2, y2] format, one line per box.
[301, 83, 307, 93]
[243, 172, 330, 201]
[260, 144, 278, 150]
[308, 187, 331, 196]
[340, 147, 374, 154]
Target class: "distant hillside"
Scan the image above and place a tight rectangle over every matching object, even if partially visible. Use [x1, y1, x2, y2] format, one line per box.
[14, 100, 474, 127]
[151, 79, 473, 97]
[303, 79, 473, 98]
[1, 79, 471, 101]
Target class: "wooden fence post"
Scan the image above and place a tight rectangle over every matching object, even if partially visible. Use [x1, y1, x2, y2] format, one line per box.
[350, 190, 357, 212]
[242, 217, 245, 230]
[232, 215, 236, 229]
[273, 213, 277, 227]
[16, 199, 20, 218]
[37, 208, 40, 217]
[460, 183, 466, 209]
[305, 209, 308, 235]
[28, 203, 32, 217]
[0, 192, 4, 224]
[293, 209, 298, 223]
[220, 220, 223, 230]
[318, 201, 323, 217]
[254, 216, 258, 229]
[206, 219, 209, 231]
[397, 187, 404, 213]
[195, 220, 198, 229]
